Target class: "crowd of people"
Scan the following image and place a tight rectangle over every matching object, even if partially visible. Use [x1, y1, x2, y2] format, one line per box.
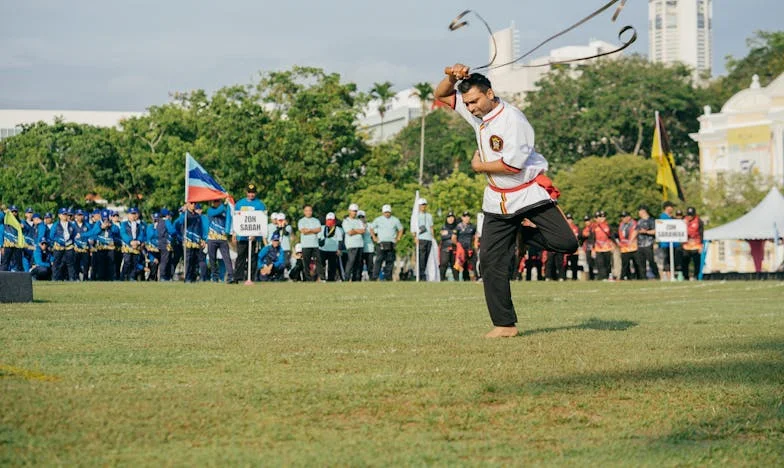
[2, 180, 705, 283]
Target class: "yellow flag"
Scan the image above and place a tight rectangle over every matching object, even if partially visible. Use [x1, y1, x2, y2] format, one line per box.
[651, 112, 685, 202]
[3, 210, 26, 248]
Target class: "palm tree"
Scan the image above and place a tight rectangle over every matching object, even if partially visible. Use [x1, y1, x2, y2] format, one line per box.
[411, 82, 434, 186]
[370, 81, 395, 141]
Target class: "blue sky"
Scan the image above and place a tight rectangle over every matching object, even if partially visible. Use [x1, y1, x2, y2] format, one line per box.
[1, 0, 781, 110]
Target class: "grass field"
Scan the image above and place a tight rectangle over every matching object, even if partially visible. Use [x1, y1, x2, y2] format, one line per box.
[1, 280, 783, 466]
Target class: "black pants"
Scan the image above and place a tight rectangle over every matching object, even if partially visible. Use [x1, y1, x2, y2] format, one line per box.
[636, 246, 659, 279]
[114, 248, 123, 281]
[344, 247, 363, 281]
[319, 250, 339, 281]
[620, 251, 641, 280]
[184, 248, 202, 282]
[585, 249, 596, 280]
[30, 266, 52, 281]
[92, 250, 114, 281]
[417, 240, 432, 280]
[456, 246, 476, 281]
[362, 252, 375, 280]
[439, 247, 458, 281]
[301, 247, 319, 281]
[159, 247, 172, 280]
[524, 258, 543, 281]
[121, 252, 142, 281]
[208, 240, 234, 282]
[662, 246, 683, 273]
[1, 247, 24, 272]
[289, 259, 306, 281]
[545, 251, 564, 280]
[482, 203, 578, 327]
[565, 254, 579, 280]
[75, 251, 90, 281]
[52, 249, 77, 281]
[235, 239, 258, 282]
[682, 249, 701, 280]
[595, 251, 612, 280]
[374, 247, 396, 281]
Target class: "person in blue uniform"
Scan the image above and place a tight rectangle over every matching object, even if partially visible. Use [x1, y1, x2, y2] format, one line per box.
[1, 205, 25, 272]
[257, 232, 286, 281]
[145, 212, 161, 281]
[110, 211, 123, 280]
[195, 204, 209, 281]
[49, 207, 78, 281]
[179, 203, 205, 282]
[72, 209, 92, 280]
[157, 208, 177, 281]
[233, 184, 267, 283]
[120, 208, 146, 281]
[38, 212, 54, 244]
[21, 208, 37, 271]
[91, 210, 117, 281]
[207, 199, 234, 283]
[30, 240, 53, 281]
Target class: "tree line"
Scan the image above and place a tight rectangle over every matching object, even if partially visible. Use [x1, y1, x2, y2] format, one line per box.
[1, 32, 781, 230]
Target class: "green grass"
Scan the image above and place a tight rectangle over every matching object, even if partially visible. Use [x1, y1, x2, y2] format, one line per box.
[1, 281, 783, 466]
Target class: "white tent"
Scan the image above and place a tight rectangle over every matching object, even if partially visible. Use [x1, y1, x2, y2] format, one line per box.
[704, 187, 784, 241]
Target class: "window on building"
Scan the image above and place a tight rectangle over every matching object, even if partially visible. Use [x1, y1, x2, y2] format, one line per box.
[718, 241, 726, 262]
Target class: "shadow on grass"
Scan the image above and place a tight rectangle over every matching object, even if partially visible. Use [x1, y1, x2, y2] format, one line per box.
[520, 317, 638, 337]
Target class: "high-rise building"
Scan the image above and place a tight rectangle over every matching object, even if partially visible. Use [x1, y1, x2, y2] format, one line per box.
[648, 0, 713, 78]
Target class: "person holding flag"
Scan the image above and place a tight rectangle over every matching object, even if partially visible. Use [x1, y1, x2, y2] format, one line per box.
[207, 199, 234, 283]
[1, 205, 26, 272]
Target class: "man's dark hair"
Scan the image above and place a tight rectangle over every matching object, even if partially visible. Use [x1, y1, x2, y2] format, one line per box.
[662, 201, 674, 209]
[303, 204, 313, 210]
[457, 73, 492, 94]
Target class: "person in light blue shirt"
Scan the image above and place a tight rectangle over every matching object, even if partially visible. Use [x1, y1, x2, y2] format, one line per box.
[269, 213, 293, 268]
[297, 204, 321, 281]
[358, 210, 375, 280]
[233, 183, 267, 283]
[318, 212, 344, 281]
[412, 198, 434, 280]
[342, 203, 366, 281]
[371, 204, 404, 281]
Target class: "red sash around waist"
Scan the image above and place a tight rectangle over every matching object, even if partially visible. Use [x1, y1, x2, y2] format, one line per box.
[488, 174, 560, 200]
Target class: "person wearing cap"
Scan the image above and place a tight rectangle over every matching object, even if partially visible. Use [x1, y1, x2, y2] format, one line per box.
[358, 210, 376, 280]
[297, 204, 321, 281]
[49, 208, 78, 280]
[412, 198, 435, 280]
[438, 211, 459, 281]
[86, 210, 103, 279]
[120, 208, 146, 281]
[563, 214, 580, 280]
[681, 207, 704, 280]
[454, 211, 479, 281]
[618, 211, 641, 280]
[658, 201, 682, 280]
[264, 213, 279, 247]
[206, 199, 235, 283]
[271, 212, 293, 269]
[30, 239, 53, 281]
[70, 209, 92, 280]
[370, 205, 404, 281]
[317, 212, 344, 281]
[143, 212, 161, 281]
[343, 203, 366, 282]
[195, 203, 210, 281]
[257, 231, 286, 281]
[580, 214, 596, 280]
[176, 202, 206, 282]
[635, 205, 659, 280]
[435, 66, 578, 336]
[37, 212, 54, 244]
[233, 183, 267, 283]
[590, 211, 615, 281]
[1, 205, 26, 272]
[110, 211, 123, 280]
[21, 208, 37, 271]
[91, 210, 118, 281]
[156, 208, 178, 281]
[288, 243, 307, 281]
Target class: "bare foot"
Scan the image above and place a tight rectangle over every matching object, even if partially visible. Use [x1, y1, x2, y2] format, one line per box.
[484, 326, 519, 338]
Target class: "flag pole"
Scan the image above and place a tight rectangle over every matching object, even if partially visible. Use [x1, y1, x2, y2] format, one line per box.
[183, 155, 188, 282]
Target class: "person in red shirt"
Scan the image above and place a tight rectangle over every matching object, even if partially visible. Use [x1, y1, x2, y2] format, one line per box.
[591, 211, 615, 280]
[681, 206, 704, 280]
[618, 211, 640, 280]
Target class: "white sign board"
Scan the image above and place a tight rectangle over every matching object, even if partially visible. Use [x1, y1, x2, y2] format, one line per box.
[655, 219, 687, 243]
[232, 210, 267, 237]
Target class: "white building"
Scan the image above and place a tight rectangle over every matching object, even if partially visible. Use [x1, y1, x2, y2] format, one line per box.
[0, 109, 145, 140]
[360, 88, 426, 143]
[648, 0, 713, 79]
[487, 23, 623, 101]
[690, 73, 784, 185]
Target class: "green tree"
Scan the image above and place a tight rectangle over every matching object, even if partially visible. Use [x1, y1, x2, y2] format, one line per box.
[554, 154, 663, 222]
[391, 109, 475, 184]
[411, 82, 434, 185]
[681, 171, 776, 228]
[524, 56, 703, 171]
[369, 81, 395, 140]
[707, 31, 784, 105]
